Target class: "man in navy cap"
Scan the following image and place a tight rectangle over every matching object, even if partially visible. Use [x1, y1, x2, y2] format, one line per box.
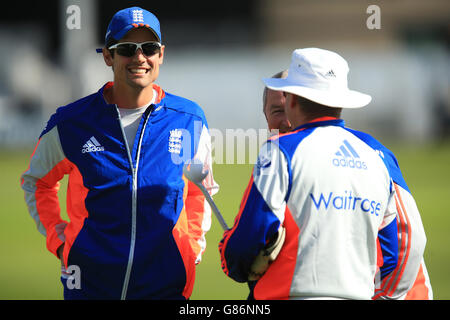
[21, 7, 218, 300]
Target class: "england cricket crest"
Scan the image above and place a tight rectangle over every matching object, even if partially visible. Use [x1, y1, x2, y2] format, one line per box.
[132, 9, 144, 23]
[169, 129, 182, 155]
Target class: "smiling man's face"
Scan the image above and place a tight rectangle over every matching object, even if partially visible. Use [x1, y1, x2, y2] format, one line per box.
[105, 27, 165, 90]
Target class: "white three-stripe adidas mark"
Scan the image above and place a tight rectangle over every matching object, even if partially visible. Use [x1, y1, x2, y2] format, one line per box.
[82, 136, 105, 153]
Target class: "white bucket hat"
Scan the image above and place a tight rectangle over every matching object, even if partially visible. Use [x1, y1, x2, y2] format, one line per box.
[263, 48, 371, 108]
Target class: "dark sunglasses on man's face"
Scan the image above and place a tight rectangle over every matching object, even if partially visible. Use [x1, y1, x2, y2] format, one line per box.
[108, 41, 162, 57]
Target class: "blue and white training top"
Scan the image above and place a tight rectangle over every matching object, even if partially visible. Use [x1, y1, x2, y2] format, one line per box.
[220, 117, 428, 300]
[21, 82, 218, 300]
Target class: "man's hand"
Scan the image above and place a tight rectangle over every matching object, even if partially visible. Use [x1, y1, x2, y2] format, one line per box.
[248, 226, 286, 281]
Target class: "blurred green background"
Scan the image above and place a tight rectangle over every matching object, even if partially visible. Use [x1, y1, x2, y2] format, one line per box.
[1, 142, 449, 299]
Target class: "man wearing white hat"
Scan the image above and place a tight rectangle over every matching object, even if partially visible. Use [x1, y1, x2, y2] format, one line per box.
[219, 48, 431, 300]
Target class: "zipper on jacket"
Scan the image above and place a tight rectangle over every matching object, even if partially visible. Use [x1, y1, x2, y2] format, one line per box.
[115, 105, 153, 300]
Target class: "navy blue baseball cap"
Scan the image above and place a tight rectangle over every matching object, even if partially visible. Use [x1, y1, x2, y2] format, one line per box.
[96, 7, 161, 53]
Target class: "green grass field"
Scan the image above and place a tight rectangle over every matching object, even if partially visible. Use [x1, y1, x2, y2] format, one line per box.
[1, 142, 449, 300]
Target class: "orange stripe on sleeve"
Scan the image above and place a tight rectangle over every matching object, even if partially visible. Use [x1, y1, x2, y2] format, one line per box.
[387, 184, 412, 296]
[185, 179, 207, 259]
[254, 207, 300, 300]
[61, 163, 89, 268]
[373, 183, 412, 299]
[373, 201, 405, 299]
[172, 176, 207, 299]
[376, 237, 384, 269]
[404, 263, 430, 300]
[35, 158, 72, 257]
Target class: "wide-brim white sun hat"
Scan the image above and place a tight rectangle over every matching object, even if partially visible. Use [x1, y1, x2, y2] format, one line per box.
[263, 48, 372, 109]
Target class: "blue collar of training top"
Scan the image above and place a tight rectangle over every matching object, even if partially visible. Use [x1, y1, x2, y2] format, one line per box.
[291, 117, 344, 132]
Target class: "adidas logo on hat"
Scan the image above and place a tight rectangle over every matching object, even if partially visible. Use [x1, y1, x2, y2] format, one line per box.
[325, 69, 336, 77]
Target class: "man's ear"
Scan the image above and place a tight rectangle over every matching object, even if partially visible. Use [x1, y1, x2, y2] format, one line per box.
[287, 93, 296, 110]
[158, 45, 165, 65]
[102, 48, 113, 67]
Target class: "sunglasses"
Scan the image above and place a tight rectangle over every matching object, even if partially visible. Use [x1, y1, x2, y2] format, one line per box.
[108, 41, 162, 57]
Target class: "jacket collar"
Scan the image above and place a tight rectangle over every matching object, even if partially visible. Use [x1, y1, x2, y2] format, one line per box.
[98, 82, 165, 107]
[291, 117, 345, 132]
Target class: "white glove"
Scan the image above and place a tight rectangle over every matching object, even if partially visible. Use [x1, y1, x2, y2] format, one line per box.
[248, 226, 286, 281]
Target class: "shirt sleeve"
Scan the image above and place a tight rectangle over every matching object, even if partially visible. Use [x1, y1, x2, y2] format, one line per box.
[184, 123, 219, 264]
[20, 125, 72, 258]
[219, 140, 289, 282]
[374, 182, 427, 299]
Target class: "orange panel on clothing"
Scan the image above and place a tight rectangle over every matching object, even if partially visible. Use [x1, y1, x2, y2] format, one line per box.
[388, 184, 412, 296]
[184, 179, 207, 258]
[152, 83, 165, 104]
[405, 264, 430, 300]
[62, 163, 90, 268]
[376, 237, 384, 268]
[172, 176, 205, 299]
[254, 207, 300, 300]
[373, 183, 412, 299]
[35, 158, 72, 256]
